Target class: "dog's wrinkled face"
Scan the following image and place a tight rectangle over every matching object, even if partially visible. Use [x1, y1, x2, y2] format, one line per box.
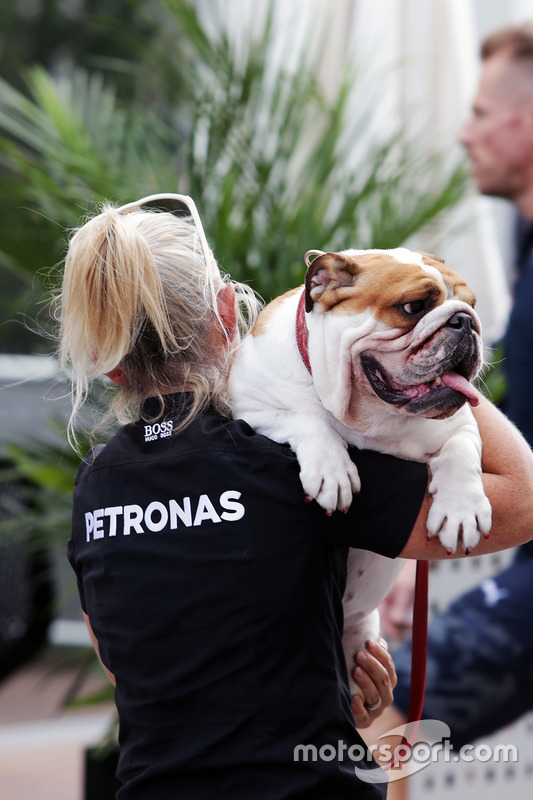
[304, 247, 483, 423]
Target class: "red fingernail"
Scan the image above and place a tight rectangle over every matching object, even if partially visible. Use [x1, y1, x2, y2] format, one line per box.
[446, 549, 453, 556]
[326, 510, 334, 517]
[483, 533, 490, 540]
[305, 497, 313, 503]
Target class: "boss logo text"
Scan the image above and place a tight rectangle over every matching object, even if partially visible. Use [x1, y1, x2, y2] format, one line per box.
[144, 420, 174, 442]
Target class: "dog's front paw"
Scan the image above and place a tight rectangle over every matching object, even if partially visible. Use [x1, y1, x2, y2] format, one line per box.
[297, 437, 361, 513]
[427, 478, 492, 553]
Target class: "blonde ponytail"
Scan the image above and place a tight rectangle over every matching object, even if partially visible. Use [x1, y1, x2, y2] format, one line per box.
[58, 202, 261, 446]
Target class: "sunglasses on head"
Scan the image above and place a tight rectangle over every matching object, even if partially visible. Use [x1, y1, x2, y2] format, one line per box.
[117, 193, 213, 272]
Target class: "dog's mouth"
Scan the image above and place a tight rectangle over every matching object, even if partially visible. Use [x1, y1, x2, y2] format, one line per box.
[360, 353, 479, 414]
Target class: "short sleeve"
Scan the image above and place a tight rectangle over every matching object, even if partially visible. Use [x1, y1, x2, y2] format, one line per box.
[66, 536, 88, 613]
[327, 448, 428, 558]
[66, 444, 107, 615]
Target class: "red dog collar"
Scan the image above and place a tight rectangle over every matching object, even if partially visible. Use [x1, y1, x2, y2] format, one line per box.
[296, 290, 312, 375]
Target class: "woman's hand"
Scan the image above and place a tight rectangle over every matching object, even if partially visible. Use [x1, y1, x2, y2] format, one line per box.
[350, 639, 396, 728]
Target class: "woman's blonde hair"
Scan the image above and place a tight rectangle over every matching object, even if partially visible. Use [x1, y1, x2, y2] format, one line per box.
[58, 202, 261, 446]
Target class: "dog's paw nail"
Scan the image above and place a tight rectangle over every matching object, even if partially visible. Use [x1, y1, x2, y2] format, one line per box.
[326, 510, 334, 517]
[446, 549, 453, 556]
[343, 508, 349, 515]
[426, 534, 432, 543]
[305, 496, 313, 504]
[483, 533, 490, 540]
[465, 547, 471, 556]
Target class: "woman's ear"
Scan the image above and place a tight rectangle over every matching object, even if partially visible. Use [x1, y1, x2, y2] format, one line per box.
[217, 283, 237, 340]
[105, 367, 128, 385]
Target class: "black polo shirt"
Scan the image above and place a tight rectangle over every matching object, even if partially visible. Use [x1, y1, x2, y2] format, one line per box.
[68, 394, 427, 799]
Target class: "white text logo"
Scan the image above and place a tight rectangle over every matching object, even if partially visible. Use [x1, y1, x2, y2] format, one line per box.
[84, 490, 245, 541]
[294, 720, 519, 784]
[144, 420, 174, 442]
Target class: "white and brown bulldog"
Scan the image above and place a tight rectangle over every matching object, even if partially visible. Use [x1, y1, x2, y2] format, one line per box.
[230, 246, 492, 696]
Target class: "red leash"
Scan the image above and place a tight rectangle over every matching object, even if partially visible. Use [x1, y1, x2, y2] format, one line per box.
[406, 559, 429, 725]
[383, 558, 429, 773]
[296, 290, 312, 374]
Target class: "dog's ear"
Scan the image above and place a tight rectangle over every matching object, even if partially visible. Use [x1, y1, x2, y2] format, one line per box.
[304, 250, 325, 268]
[416, 250, 445, 264]
[304, 252, 360, 312]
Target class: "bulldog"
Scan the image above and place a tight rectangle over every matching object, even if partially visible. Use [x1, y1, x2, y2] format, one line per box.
[230, 246, 492, 697]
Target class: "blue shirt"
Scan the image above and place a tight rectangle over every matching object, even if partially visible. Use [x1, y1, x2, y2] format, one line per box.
[503, 217, 533, 560]
[503, 215, 533, 447]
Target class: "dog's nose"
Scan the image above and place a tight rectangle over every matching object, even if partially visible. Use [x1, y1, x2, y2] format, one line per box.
[447, 312, 474, 332]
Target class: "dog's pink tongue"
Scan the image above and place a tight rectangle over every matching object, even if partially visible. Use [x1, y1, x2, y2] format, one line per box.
[440, 372, 479, 406]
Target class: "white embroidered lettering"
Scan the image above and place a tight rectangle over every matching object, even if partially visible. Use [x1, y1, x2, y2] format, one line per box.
[145, 501, 169, 532]
[105, 506, 123, 536]
[169, 497, 192, 528]
[220, 490, 246, 521]
[93, 508, 105, 539]
[84, 490, 245, 541]
[85, 511, 94, 542]
[144, 419, 174, 442]
[161, 420, 173, 437]
[193, 494, 221, 526]
[123, 504, 144, 535]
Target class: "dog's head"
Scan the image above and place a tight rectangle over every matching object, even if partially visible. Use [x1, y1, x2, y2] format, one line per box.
[303, 247, 483, 425]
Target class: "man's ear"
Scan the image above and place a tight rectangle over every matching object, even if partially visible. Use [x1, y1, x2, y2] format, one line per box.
[217, 283, 237, 340]
[105, 367, 128, 385]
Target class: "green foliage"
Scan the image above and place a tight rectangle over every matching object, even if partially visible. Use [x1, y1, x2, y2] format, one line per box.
[2, 421, 95, 549]
[477, 344, 507, 406]
[133, 0, 468, 299]
[0, 0, 468, 539]
[0, 67, 180, 252]
[0, 0, 466, 351]
[0, 0, 159, 96]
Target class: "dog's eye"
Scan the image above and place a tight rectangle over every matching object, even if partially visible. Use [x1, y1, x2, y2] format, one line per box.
[400, 299, 428, 317]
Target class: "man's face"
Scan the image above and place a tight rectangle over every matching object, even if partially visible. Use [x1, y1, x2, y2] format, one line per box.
[459, 51, 533, 201]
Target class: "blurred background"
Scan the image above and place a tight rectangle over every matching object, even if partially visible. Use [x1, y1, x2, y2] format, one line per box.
[0, 0, 531, 798]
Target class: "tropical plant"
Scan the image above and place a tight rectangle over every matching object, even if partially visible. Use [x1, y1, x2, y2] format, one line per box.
[2, 422, 96, 547]
[0, 0, 471, 635]
[0, 0, 467, 351]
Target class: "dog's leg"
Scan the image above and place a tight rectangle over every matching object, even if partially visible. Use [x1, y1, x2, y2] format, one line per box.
[342, 551, 404, 698]
[342, 608, 381, 698]
[426, 417, 492, 553]
[293, 423, 361, 513]
[241, 405, 361, 513]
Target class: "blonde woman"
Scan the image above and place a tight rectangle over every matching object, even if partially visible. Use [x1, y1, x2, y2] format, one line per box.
[62, 195, 533, 799]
